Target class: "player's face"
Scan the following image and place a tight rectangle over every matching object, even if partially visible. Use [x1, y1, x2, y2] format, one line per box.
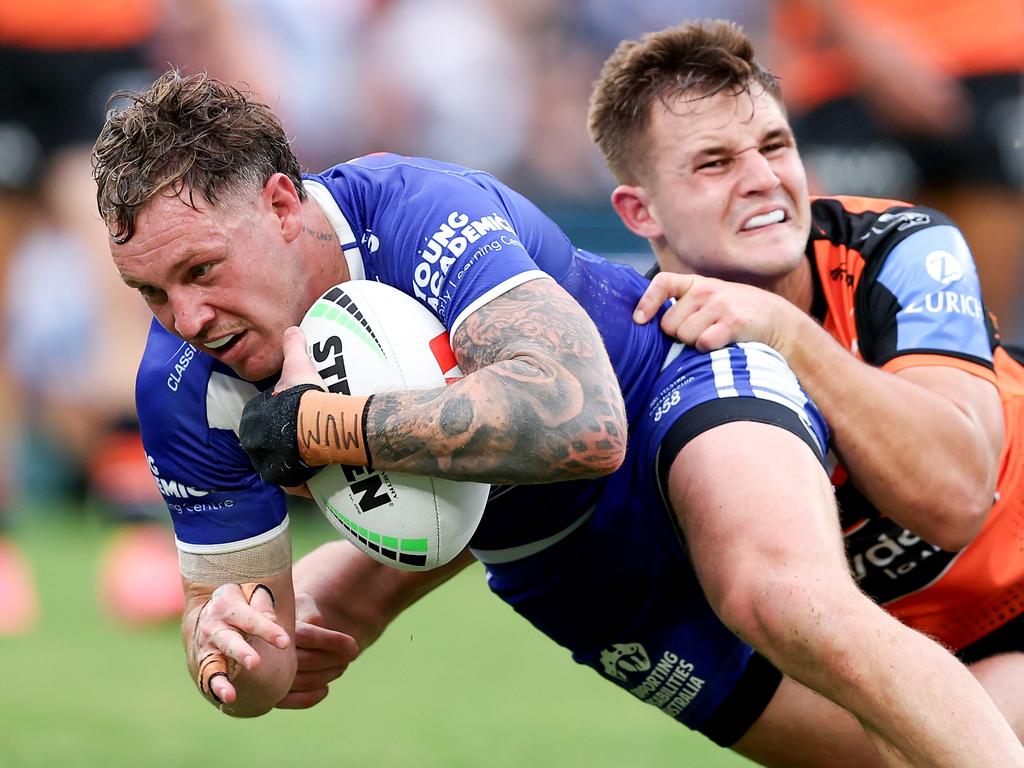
[111, 188, 318, 381]
[635, 87, 811, 286]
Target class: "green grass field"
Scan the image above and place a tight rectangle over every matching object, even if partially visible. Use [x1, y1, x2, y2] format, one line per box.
[0, 504, 755, 768]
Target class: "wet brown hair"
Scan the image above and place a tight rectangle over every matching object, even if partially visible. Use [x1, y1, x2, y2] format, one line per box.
[92, 70, 305, 243]
[588, 19, 783, 183]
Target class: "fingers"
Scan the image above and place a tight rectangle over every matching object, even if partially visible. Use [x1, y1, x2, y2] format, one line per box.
[278, 600, 360, 710]
[198, 652, 232, 704]
[193, 582, 292, 704]
[276, 627, 354, 710]
[274, 326, 324, 395]
[294, 620, 359, 664]
[634, 272, 696, 323]
[214, 582, 289, 650]
[276, 686, 331, 710]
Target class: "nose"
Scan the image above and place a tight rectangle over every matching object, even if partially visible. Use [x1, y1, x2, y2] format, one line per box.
[168, 289, 215, 340]
[737, 149, 780, 196]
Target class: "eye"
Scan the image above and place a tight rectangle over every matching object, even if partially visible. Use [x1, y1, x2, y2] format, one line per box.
[697, 157, 730, 171]
[138, 285, 166, 304]
[190, 262, 214, 280]
[761, 141, 788, 155]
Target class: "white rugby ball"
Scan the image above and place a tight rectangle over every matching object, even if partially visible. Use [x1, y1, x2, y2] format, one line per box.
[299, 280, 489, 571]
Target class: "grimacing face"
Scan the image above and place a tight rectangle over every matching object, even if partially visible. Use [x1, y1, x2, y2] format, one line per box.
[111, 187, 316, 382]
[619, 86, 812, 287]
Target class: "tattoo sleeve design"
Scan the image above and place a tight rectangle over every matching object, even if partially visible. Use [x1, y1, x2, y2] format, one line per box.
[366, 280, 627, 483]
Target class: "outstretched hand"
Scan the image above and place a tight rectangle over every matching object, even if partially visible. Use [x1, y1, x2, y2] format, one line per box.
[633, 272, 799, 357]
[193, 582, 291, 707]
[276, 593, 360, 709]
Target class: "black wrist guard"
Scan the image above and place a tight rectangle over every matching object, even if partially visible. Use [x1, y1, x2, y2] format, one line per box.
[240, 383, 325, 487]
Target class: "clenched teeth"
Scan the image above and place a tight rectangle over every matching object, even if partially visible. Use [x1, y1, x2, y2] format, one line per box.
[742, 209, 785, 230]
[205, 334, 236, 350]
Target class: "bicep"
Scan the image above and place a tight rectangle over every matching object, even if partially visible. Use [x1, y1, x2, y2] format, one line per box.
[667, 421, 843, 609]
[450, 276, 614, 376]
[895, 365, 1003, 462]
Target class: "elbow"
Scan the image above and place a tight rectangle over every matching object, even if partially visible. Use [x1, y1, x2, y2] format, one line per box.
[578, 413, 628, 478]
[595, 426, 628, 476]
[710, 567, 798, 656]
[597, 390, 629, 475]
[922, 486, 995, 552]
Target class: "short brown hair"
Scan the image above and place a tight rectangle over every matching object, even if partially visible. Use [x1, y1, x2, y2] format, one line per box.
[92, 70, 306, 244]
[588, 20, 783, 183]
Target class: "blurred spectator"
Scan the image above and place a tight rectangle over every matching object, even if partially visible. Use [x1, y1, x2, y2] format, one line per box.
[360, 0, 531, 176]
[0, 0, 179, 631]
[155, 0, 380, 171]
[769, 0, 1024, 340]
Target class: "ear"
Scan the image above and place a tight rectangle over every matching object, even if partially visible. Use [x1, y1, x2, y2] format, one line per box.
[262, 173, 304, 242]
[611, 184, 663, 240]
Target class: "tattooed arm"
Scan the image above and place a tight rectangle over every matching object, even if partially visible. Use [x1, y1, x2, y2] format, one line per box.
[363, 278, 627, 482]
[256, 278, 627, 485]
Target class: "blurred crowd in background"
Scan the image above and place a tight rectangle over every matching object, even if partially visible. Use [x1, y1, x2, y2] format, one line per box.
[0, 0, 1021, 635]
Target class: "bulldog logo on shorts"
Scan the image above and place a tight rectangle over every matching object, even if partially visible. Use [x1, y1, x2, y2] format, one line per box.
[600, 642, 651, 682]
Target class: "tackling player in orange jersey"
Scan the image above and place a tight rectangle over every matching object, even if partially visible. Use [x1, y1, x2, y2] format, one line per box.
[590, 17, 1024, 758]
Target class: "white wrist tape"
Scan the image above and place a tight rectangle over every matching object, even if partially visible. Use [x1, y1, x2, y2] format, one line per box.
[178, 528, 292, 582]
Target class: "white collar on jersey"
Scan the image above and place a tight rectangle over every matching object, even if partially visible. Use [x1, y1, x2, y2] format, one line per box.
[302, 179, 366, 281]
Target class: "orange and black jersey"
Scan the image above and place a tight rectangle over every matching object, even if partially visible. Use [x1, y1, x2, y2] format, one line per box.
[808, 195, 1024, 650]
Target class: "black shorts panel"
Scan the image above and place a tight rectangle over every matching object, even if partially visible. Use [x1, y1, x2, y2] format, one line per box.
[701, 652, 784, 747]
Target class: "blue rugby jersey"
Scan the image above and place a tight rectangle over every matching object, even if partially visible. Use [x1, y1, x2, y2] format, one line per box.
[136, 154, 828, 737]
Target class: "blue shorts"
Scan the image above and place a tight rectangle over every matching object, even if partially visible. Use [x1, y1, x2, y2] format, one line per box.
[472, 342, 824, 744]
[477, 497, 782, 744]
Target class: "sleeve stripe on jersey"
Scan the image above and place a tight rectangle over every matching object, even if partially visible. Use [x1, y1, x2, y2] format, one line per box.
[654, 398, 827, 505]
[206, 371, 260, 432]
[725, 343, 823, 459]
[303, 180, 366, 279]
[175, 517, 290, 555]
[469, 504, 597, 564]
[711, 347, 745, 397]
[449, 270, 551, 337]
[881, 350, 997, 380]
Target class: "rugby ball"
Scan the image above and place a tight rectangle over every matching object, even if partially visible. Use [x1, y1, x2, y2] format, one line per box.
[299, 280, 489, 571]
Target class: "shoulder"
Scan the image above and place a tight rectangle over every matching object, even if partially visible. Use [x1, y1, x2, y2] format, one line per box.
[137, 321, 260, 455]
[810, 195, 956, 254]
[312, 154, 514, 201]
[137, 320, 209, 403]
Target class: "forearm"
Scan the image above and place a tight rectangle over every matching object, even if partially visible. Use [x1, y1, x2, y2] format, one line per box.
[674, 426, 1021, 766]
[363, 366, 621, 483]
[784, 313, 1000, 545]
[755, 583, 1023, 767]
[300, 280, 627, 484]
[247, 281, 626, 487]
[292, 541, 475, 650]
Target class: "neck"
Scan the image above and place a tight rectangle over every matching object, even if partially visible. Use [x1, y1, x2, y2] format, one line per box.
[763, 257, 813, 313]
[651, 240, 814, 313]
[304, 197, 350, 290]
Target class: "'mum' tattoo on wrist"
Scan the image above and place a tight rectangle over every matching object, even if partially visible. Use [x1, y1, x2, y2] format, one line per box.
[303, 226, 335, 242]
